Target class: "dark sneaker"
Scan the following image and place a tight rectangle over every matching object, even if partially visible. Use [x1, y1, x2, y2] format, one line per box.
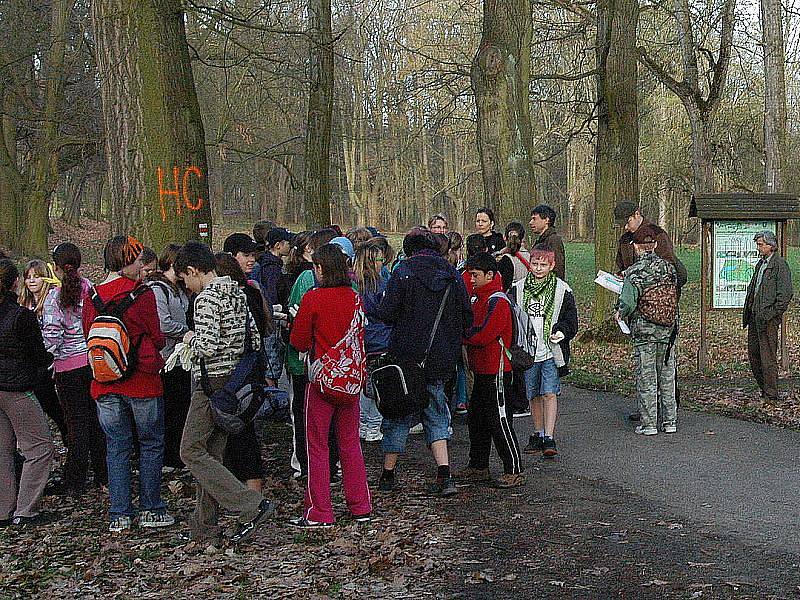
[0, 518, 11, 527]
[542, 437, 558, 458]
[455, 466, 490, 483]
[352, 513, 372, 524]
[230, 499, 277, 544]
[11, 514, 47, 527]
[378, 472, 395, 492]
[628, 412, 641, 422]
[494, 473, 525, 488]
[429, 477, 458, 497]
[289, 516, 333, 530]
[454, 402, 468, 415]
[523, 434, 543, 454]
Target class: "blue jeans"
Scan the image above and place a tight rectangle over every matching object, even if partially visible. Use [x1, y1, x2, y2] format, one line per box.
[523, 358, 561, 398]
[381, 381, 451, 453]
[455, 360, 468, 407]
[96, 394, 166, 519]
[359, 391, 382, 432]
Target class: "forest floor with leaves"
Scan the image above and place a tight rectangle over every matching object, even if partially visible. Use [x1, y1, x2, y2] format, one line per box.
[3, 414, 800, 598]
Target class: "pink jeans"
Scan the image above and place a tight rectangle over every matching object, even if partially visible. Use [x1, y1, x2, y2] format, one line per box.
[304, 384, 371, 523]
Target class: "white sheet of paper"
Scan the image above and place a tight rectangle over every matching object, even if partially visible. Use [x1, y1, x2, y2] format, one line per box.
[616, 318, 631, 335]
[594, 270, 623, 295]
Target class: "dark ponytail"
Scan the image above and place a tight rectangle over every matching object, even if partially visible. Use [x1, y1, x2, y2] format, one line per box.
[53, 243, 83, 310]
[0, 259, 19, 295]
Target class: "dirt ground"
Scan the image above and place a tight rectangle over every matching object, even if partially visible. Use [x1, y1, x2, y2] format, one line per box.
[3, 409, 799, 599]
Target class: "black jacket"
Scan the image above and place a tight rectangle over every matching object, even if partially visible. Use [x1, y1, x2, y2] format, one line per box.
[0, 293, 53, 392]
[374, 252, 472, 382]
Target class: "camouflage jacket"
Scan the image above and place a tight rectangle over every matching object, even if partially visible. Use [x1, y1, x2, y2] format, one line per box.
[618, 251, 677, 344]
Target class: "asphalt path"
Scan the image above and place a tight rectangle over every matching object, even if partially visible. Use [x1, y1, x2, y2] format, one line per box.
[505, 385, 800, 555]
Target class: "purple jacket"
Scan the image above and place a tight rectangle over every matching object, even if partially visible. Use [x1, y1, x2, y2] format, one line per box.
[42, 277, 93, 372]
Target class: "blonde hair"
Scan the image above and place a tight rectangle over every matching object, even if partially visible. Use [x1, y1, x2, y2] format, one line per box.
[353, 243, 384, 294]
[20, 260, 56, 316]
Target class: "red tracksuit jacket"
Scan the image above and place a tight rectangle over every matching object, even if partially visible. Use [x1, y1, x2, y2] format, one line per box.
[463, 277, 513, 375]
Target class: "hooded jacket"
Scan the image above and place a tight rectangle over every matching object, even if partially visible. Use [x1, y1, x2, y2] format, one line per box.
[373, 251, 472, 382]
[464, 276, 513, 375]
[42, 277, 93, 372]
[147, 279, 190, 361]
[187, 276, 261, 380]
[255, 251, 284, 307]
[359, 275, 391, 353]
[82, 276, 165, 399]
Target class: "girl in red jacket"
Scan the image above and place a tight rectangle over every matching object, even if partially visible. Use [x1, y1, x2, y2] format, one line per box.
[460, 252, 524, 489]
[289, 244, 371, 528]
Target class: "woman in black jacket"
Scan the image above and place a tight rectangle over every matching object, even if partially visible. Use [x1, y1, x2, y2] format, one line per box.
[0, 259, 56, 526]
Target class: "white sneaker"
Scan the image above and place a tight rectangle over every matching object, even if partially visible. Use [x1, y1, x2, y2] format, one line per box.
[364, 429, 383, 442]
[663, 424, 677, 434]
[139, 511, 176, 528]
[635, 425, 658, 436]
[409, 423, 424, 435]
[109, 516, 132, 533]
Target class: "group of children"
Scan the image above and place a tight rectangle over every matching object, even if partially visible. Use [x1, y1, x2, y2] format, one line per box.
[6, 202, 686, 542]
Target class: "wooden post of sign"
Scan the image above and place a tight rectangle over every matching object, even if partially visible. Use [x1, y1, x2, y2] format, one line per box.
[698, 220, 711, 371]
[779, 222, 789, 369]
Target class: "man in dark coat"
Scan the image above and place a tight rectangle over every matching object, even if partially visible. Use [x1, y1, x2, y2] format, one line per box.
[743, 230, 793, 403]
[529, 204, 566, 281]
[372, 228, 472, 497]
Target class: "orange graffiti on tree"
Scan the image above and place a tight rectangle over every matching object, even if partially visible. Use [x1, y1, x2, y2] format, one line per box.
[158, 165, 205, 222]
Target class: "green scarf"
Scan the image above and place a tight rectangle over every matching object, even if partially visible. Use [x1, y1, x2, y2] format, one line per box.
[523, 272, 557, 337]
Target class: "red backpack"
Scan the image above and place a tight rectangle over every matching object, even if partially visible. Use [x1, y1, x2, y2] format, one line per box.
[308, 295, 366, 402]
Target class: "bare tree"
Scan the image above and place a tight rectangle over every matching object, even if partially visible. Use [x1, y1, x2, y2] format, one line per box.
[305, 0, 334, 228]
[93, 0, 212, 249]
[761, 0, 787, 192]
[592, 0, 639, 328]
[638, 0, 736, 193]
[471, 0, 537, 223]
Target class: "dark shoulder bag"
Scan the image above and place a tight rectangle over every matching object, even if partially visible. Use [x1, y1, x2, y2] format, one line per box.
[371, 284, 451, 420]
[200, 311, 266, 435]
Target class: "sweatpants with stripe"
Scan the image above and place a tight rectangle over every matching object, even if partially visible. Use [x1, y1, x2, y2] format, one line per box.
[467, 372, 522, 475]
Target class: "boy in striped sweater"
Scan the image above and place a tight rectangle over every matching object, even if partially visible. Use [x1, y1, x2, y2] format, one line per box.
[174, 242, 275, 545]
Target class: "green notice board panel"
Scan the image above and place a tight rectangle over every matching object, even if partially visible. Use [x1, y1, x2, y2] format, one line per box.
[712, 220, 777, 309]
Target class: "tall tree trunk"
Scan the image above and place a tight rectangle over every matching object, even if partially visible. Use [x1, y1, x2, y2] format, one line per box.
[93, 0, 212, 250]
[0, 80, 22, 249]
[592, 0, 640, 328]
[304, 0, 334, 229]
[567, 134, 593, 240]
[471, 0, 537, 224]
[761, 0, 787, 192]
[17, 0, 73, 256]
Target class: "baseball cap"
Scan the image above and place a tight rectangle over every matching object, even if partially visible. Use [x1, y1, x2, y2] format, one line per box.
[266, 227, 294, 247]
[631, 224, 657, 244]
[614, 200, 639, 226]
[223, 233, 258, 255]
[330, 236, 355, 260]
